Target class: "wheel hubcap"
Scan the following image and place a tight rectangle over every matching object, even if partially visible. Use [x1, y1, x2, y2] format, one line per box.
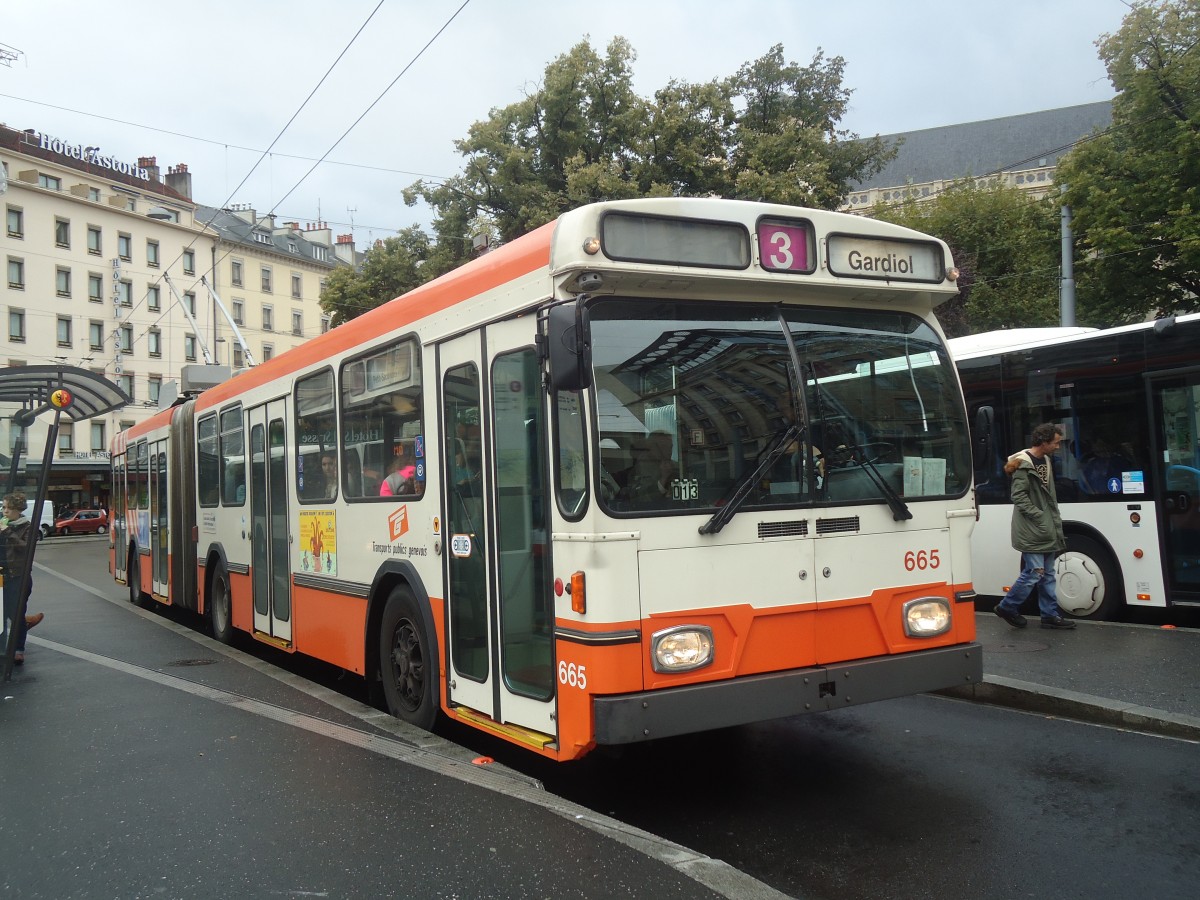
[389, 619, 424, 711]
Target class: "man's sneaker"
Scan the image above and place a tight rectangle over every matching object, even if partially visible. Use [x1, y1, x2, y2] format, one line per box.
[994, 606, 1027, 629]
[1041, 615, 1077, 630]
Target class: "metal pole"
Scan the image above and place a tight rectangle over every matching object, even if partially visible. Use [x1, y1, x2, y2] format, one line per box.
[2, 407, 58, 681]
[1060, 201, 1076, 327]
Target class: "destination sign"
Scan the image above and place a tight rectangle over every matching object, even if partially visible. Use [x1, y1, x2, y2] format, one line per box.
[826, 234, 944, 283]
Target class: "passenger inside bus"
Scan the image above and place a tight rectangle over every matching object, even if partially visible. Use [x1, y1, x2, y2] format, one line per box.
[629, 430, 678, 501]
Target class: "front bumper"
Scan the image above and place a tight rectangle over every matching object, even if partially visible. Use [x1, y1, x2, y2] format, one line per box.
[593, 642, 983, 745]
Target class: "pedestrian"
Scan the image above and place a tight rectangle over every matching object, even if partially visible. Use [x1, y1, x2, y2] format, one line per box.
[993, 424, 1076, 630]
[1, 492, 44, 665]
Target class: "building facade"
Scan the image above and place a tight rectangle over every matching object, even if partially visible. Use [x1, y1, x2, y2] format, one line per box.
[844, 101, 1113, 211]
[0, 123, 352, 512]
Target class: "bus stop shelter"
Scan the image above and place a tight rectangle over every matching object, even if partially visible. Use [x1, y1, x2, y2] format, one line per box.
[2, 365, 129, 680]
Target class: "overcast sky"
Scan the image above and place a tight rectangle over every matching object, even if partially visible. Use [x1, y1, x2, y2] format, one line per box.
[2, 0, 1125, 247]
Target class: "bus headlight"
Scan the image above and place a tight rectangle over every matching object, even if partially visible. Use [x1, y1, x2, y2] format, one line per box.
[651, 625, 714, 673]
[903, 598, 952, 637]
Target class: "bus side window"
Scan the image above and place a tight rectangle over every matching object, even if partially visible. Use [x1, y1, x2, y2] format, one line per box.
[343, 448, 363, 498]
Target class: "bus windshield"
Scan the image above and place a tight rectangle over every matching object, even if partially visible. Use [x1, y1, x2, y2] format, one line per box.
[589, 299, 970, 515]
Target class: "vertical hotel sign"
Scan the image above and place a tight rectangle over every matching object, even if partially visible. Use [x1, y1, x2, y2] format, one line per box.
[112, 256, 123, 374]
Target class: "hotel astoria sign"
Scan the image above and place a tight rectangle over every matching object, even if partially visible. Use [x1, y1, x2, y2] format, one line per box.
[33, 130, 150, 181]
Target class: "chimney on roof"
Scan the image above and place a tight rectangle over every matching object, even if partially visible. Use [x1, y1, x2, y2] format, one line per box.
[165, 163, 192, 199]
[138, 156, 160, 182]
[336, 234, 353, 244]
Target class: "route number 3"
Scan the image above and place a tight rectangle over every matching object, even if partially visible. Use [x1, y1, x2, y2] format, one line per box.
[558, 661, 587, 690]
[904, 549, 941, 571]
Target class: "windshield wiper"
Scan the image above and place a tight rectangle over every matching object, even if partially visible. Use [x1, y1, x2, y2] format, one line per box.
[699, 421, 802, 536]
[843, 446, 912, 521]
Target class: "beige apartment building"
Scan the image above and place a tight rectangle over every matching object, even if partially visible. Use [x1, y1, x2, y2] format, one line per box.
[1, 123, 355, 512]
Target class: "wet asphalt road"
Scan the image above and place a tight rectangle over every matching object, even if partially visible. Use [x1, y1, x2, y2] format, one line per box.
[20, 538, 1200, 900]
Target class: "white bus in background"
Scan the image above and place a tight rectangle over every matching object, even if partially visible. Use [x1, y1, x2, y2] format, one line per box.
[951, 315, 1200, 620]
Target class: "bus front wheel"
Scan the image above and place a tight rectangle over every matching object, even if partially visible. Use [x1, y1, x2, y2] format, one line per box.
[1056, 535, 1122, 620]
[210, 562, 233, 644]
[127, 552, 151, 609]
[379, 586, 437, 731]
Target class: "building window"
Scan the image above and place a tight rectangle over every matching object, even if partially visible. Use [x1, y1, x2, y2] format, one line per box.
[55, 218, 70, 248]
[148, 327, 161, 357]
[148, 376, 162, 405]
[89, 320, 104, 350]
[262, 343, 274, 362]
[232, 299, 244, 325]
[87, 225, 101, 255]
[231, 260, 243, 286]
[262, 305, 273, 332]
[147, 240, 159, 268]
[38, 173, 61, 191]
[91, 421, 106, 451]
[58, 425, 73, 454]
[56, 267, 71, 298]
[119, 420, 134, 431]
[182, 249, 195, 275]
[261, 266, 272, 292]
[57, 315, 72, 347]
[118, 280, 132, 306]
[119, 325, 133, 353]
[6, 206, 23, 238]
[118, 374, 134, 401]
[185, 334, 197, 361]
[147, 285, 160, 311]
[184, 291, 196, 316]
[118, 233, 132, 260]
[7, 258, 24, 290]
[292, 310, 303, 336]
[321, 315, 331, 334]
[88, 273, 103, 303]
[233, 345, 244, 368]
[88, 187, 101, 202]
[8, 308, 25, 342]
[313, 246, 328, 262]
[291, 274, 302, 298]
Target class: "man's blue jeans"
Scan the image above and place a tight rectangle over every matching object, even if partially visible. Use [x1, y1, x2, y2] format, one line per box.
[997, 551, 1062, 619]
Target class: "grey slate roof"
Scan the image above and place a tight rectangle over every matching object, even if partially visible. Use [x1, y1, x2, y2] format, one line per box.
[194, 204, 336, 269]
[851, 100, 1113, 190]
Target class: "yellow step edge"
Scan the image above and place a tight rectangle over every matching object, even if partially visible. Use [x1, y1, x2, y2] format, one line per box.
[454, 707, 555, 750]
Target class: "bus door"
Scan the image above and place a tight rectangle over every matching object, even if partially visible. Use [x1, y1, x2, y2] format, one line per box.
[248, 400, 293, 644]
[1150, 373, 1200, 597]
[113, 454, 127, 584]
[150, 439, 169, 597]
[439, 323, 556, 740]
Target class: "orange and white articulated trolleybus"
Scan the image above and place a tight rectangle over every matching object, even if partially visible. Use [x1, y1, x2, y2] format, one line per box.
[110, 198, 982, 762]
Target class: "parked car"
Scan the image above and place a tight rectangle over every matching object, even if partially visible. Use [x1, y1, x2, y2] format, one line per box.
[55, 508, 108, 536]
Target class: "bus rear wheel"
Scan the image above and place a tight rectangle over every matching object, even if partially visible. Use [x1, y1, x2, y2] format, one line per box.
[127, 552, 151, 609]
[379, 586, 437, 731]
[1056, 534, 1122, 621]
[210, 562, 233, 644]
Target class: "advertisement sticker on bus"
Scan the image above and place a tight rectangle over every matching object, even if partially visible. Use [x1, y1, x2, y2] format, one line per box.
[300, 510, 337, 576]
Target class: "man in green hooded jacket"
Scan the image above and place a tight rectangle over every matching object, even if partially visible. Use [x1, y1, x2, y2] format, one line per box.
[993, 423, 1076, 630]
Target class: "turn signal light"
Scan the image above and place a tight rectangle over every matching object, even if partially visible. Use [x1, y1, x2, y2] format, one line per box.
[570, 571, 586, 614]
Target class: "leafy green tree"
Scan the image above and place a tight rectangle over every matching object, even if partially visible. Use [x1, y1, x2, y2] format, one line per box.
[1056, 0, 1200, 322]
[875, 181, 1061, 337]
[319, 225, 431, 325]
[406, 38, 897, 257]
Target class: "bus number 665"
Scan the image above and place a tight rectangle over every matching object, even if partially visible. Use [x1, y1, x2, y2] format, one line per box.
[904, 549, 941, 571]
[558, 661, 587, 690]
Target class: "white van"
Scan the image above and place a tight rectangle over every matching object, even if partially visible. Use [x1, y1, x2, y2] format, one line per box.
[32, 500, 55, 539]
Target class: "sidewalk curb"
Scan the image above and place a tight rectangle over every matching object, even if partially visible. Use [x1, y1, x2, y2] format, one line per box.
[936, 675, 1200, 742]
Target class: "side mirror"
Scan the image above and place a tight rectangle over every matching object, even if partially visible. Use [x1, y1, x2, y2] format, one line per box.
[545, 302, 593, 392]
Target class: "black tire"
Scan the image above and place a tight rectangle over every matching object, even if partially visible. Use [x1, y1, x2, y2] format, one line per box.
[127, 551, 149, 608]
[1056, 534, 1123, 620]
[210, 561, 233, 644]
[378, 585, 438, 730]
[39, 524, 52, 539]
